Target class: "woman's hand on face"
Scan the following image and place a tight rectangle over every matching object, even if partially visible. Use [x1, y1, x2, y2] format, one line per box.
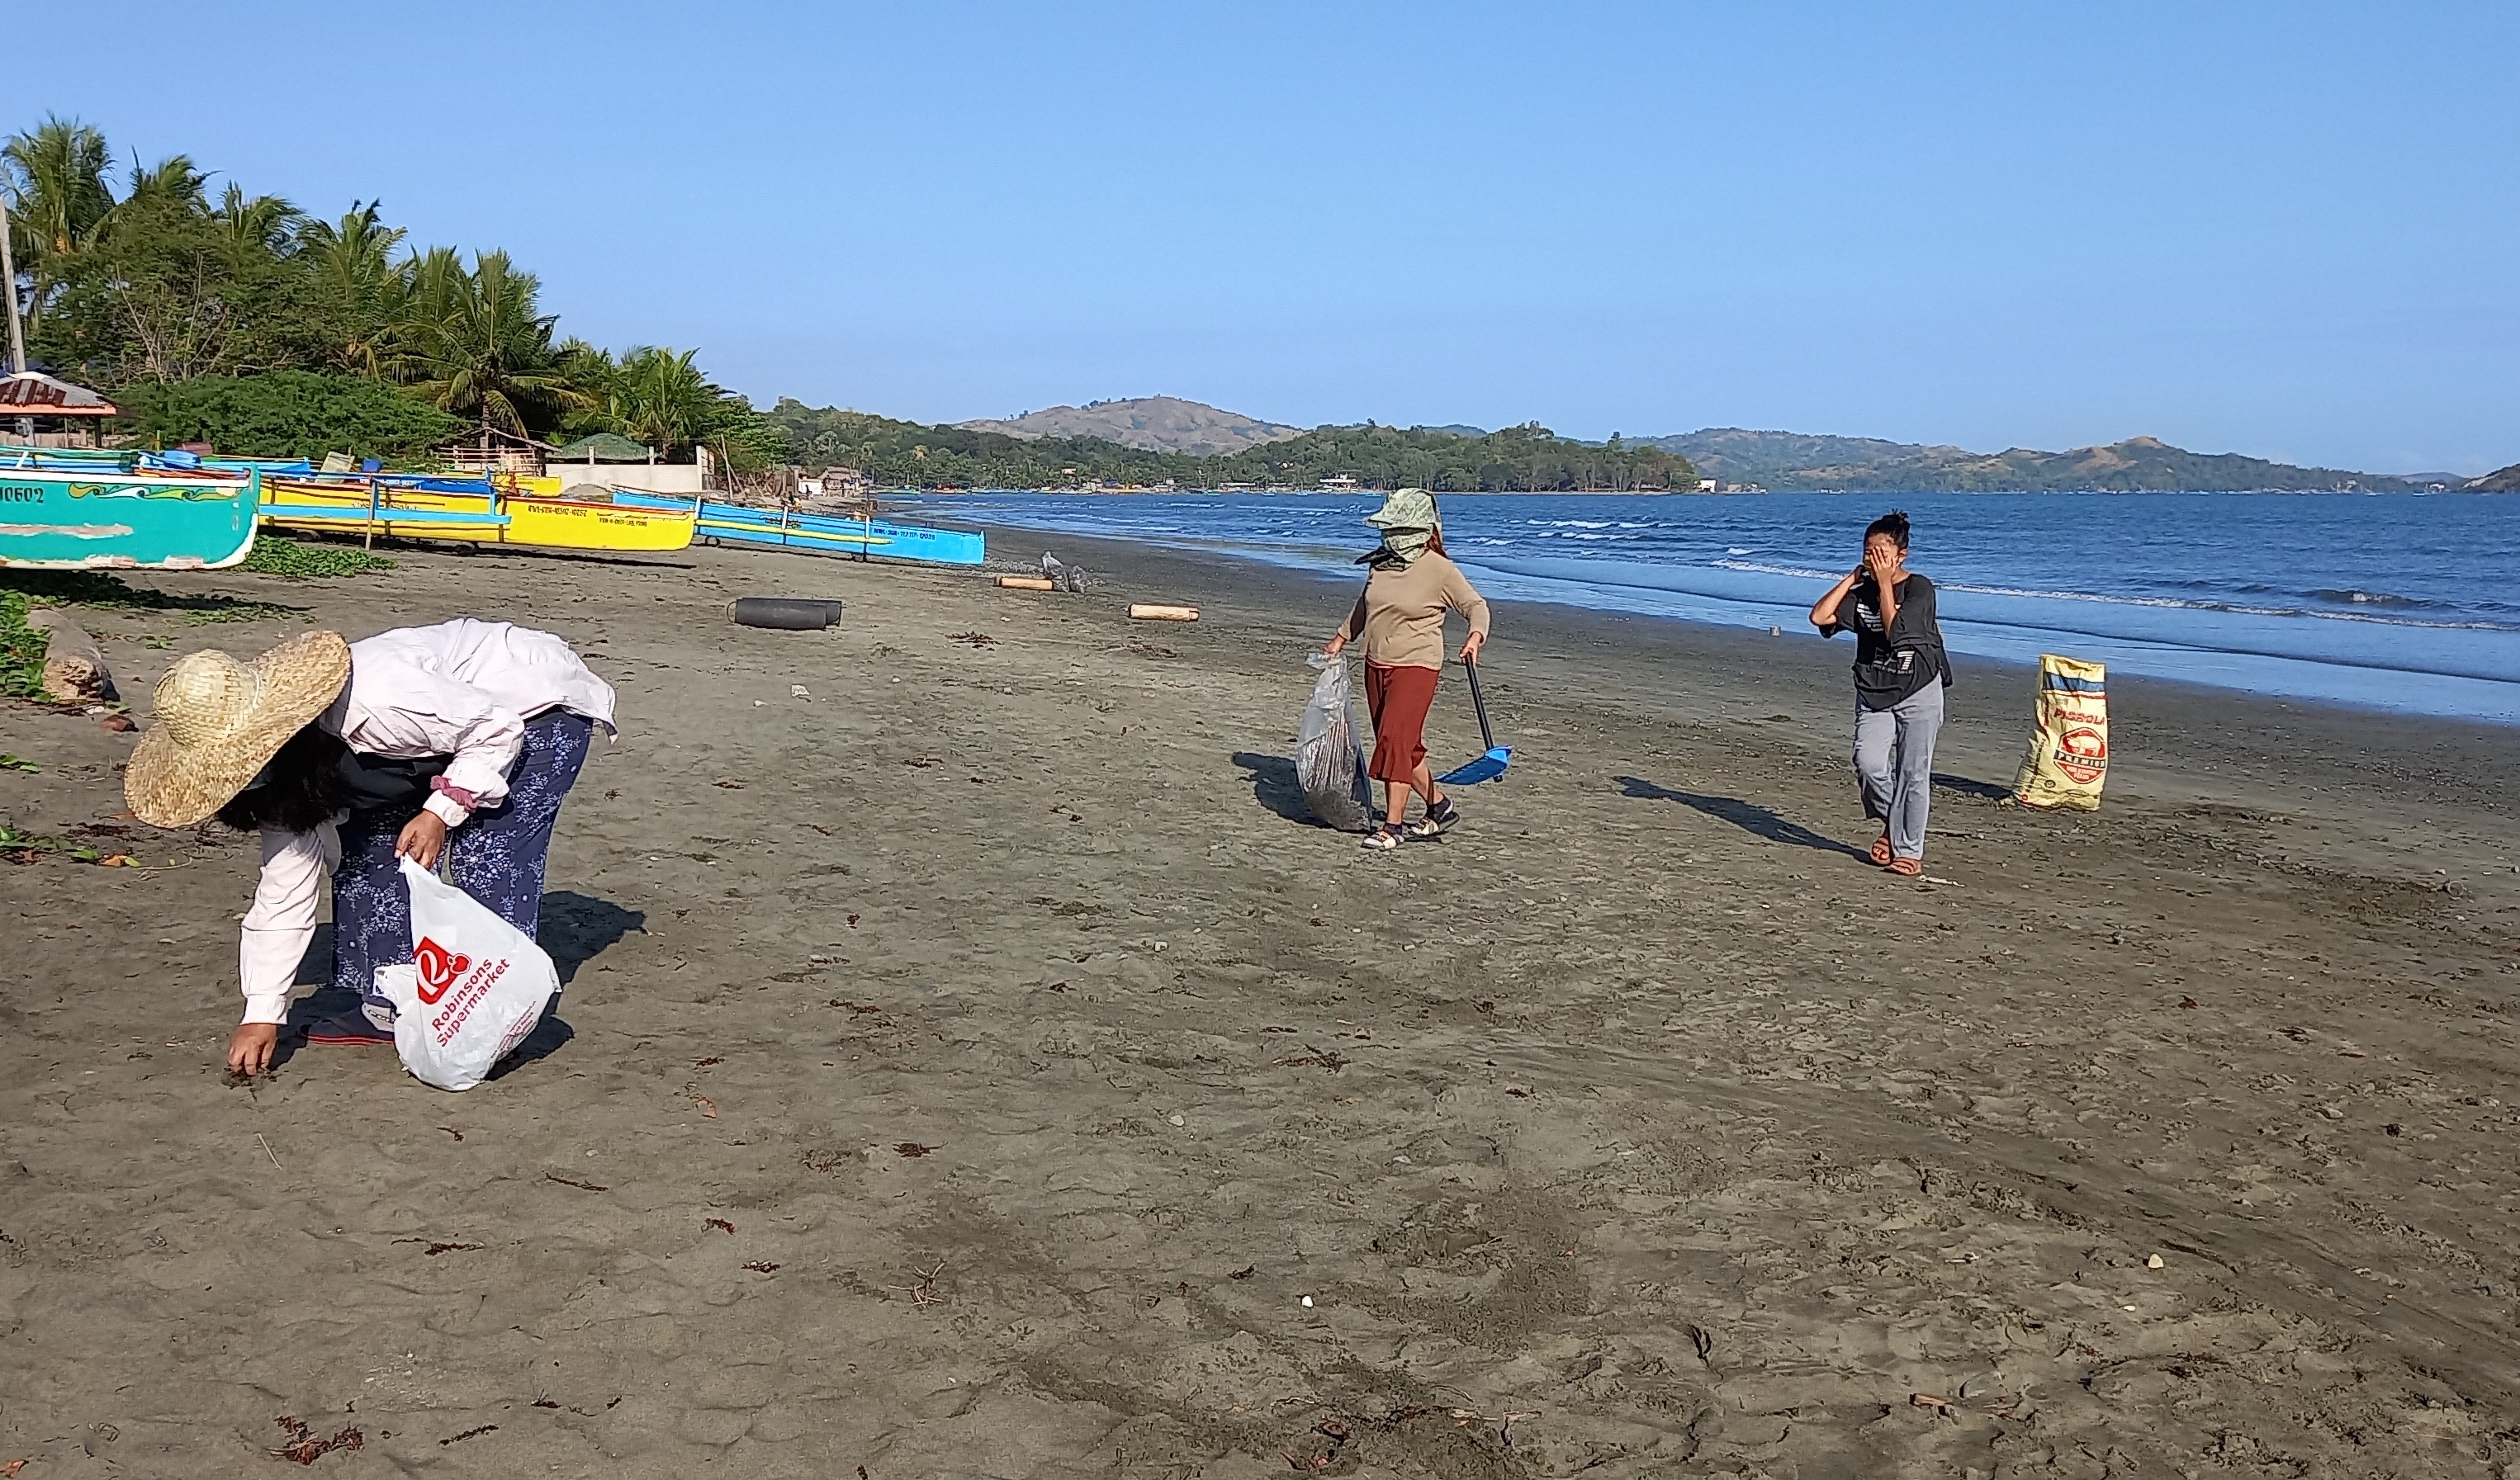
[227, 1022, 280, 1076]
[1459, 631, 1485, 664]
[396, 811, 448, 869]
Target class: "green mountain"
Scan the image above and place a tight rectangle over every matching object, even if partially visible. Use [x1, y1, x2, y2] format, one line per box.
[769, 402, 1695, 491]
[1643, 428, 2416, 493]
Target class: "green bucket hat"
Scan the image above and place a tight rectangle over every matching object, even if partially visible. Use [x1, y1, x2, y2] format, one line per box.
[1364, 488, 1439, 531]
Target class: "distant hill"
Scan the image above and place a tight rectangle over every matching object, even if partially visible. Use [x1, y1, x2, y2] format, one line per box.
[956, 396, 1305, 456]
[1642, 428, 2417, 493]
[2470, 461, 2520, 493]
[770, 400, 1693, 491]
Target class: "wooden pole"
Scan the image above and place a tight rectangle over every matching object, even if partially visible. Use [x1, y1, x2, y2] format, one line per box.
[0, 192, 31, 441]
[0, 191, 26, 376]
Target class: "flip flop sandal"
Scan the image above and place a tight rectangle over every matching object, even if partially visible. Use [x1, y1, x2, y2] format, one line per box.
[1887, 857, 1925, 877]
[1869, 835, 1894, 867]
[303, 1007, 394, 1046]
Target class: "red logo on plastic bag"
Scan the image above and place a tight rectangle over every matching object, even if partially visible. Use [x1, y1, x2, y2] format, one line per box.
[415, 937, 473, 1005]
[2054, 726, 2108, 785]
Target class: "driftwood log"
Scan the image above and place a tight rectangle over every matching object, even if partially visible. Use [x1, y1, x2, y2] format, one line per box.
[995, 575, 1058, 590]
[1127, 604, 1200, 622]
[27, 608, 118, 704]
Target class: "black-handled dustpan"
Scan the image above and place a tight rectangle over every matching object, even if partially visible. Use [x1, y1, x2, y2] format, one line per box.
[1436, 655, 1512, 787]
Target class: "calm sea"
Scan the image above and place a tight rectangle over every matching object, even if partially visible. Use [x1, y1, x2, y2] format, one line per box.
[895, 490, 2520, 723]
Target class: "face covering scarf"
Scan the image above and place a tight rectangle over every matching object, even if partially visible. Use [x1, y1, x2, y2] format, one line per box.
[1362, 527, 1435, 569]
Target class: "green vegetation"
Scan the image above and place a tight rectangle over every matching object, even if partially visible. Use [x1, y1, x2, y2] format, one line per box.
[0, 824, 59, 854]
[769, 402, 1699, 491]
[1651, 428, 2418, 493]
[4, 116, 771, 467]
[112, 371, 462, 461]
[772, 402, 1191, 488]
[563, 344, 785, 470]
[2, 570, 295, 626]
[238, 535, 396, 579]
[1207, 422, 1696, 493]
[0, 590, 46, 699]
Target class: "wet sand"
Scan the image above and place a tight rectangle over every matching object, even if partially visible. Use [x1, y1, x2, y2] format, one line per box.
[4, 531, 2518, 1478]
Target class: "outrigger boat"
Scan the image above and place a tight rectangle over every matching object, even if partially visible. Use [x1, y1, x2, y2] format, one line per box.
[258, 472, 697, 554]
[608, 490, 984, 565]
[1, 447, 262, 570]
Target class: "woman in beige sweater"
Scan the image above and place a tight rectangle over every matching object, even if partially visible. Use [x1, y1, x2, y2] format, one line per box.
[1323, 489, 1491, 849]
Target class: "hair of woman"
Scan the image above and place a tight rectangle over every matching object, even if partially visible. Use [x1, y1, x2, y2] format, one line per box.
[216, 725, 352, 835]
[1864, 509, 1912, 550]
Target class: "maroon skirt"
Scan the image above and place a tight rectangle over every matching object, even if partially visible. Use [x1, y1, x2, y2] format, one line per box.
[1363, 663, 1440, 784]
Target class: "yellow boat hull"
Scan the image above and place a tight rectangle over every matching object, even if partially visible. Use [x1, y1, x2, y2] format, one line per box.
[506, 497, 695, 552]
[261, 482, 694, 553]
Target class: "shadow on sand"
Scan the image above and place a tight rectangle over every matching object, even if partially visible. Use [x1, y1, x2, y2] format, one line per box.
[266, 891, 642, 1076]
[1614, 775, 1864, 858]
[1933, 772, 2013, 801]
[538, 890, 647, 984]
[1232, 751, 1331, 828]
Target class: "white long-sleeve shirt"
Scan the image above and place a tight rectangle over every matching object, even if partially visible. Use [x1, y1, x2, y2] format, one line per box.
[236, 621, 614, 1024]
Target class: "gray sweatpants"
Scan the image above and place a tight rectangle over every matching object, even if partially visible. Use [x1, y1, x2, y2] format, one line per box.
[1854, 680, 1944, 861]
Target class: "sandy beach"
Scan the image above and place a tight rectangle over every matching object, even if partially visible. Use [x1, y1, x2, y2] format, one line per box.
[5, 530, 2519, 1478]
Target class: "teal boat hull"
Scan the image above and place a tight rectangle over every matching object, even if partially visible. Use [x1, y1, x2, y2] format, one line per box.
[0, 467, 262, 570]
[609, 492, 984, 566]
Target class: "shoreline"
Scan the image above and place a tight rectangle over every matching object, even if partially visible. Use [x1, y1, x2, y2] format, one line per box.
[927, 498, 2520, 727]
[967, 518, 2520, 823]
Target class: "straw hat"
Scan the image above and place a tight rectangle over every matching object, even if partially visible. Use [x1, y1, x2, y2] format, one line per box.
[125, 631, 353, 827]
[1364, 488, 1439, 531]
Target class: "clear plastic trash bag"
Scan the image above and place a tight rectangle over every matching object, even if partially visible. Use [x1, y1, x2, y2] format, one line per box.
[1296, 654, 1376, 832]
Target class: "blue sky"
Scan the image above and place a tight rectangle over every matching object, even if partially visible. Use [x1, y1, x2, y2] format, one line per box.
[18, 2, 2518, 472]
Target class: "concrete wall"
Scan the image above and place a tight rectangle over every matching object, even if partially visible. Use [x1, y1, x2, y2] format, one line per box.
[547, 461, 708, 496]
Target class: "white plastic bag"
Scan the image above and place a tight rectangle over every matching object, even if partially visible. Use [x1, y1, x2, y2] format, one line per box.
[1296, 655, 1376, 832]
[379, 857, 561, 1091]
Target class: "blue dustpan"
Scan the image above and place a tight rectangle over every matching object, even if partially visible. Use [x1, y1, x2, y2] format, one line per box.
[1436, 656, 1512, 787]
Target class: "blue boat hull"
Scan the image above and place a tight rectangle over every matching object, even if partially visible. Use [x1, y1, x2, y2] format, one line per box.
[0, 467, 261, 570]
[609, 493, 984, 566]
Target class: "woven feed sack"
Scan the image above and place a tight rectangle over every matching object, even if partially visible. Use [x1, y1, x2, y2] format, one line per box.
[2013, 654, 2110, 810]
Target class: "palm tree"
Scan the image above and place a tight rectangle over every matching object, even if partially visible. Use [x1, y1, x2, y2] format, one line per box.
[2, 116, 114, 333]
[210, 182, 301, 267]
[302, 202, 402, 298]
[609, 346, 716, 457]
[403, 250, 587, 448]
[112, 154, 209, 220]
[302, 201, 408, 376]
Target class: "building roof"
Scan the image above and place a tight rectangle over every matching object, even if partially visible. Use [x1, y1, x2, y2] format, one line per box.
[551, 432, 656, 462]
[0, 371, 117, 416]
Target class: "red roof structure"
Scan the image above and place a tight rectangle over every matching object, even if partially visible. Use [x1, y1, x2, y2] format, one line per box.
[0, 371, 117, 417]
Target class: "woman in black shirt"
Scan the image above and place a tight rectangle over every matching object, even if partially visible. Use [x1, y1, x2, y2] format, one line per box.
[1809, 510, 1951, 876]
